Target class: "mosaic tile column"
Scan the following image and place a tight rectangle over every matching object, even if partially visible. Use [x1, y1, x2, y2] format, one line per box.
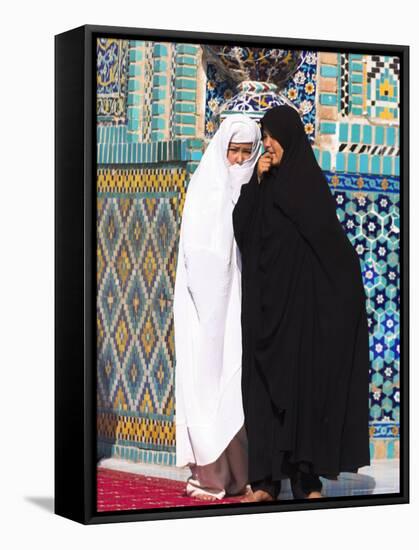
[315, 53, 400, 177]
[125, 41, 153, 142]
[96, 39, 204, 467]
[314, 52, 401, 460]
[174, 44, 200, 139]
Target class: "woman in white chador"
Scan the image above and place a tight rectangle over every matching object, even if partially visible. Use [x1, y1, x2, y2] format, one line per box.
[173, 115, 261, 500]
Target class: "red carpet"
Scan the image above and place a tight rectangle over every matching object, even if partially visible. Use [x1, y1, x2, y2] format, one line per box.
[97, 467, 247, 511]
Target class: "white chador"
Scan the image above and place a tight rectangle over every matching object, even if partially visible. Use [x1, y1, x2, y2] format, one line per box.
[173, 115, 261, 499]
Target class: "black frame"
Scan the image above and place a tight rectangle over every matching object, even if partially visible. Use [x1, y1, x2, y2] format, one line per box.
[55, 24, 409, 525]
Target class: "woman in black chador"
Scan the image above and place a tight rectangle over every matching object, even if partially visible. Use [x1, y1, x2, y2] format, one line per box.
[233, 105, 371, 502]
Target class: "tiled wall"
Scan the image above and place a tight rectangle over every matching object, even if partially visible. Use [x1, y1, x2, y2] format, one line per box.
[96, 39, 400, 466]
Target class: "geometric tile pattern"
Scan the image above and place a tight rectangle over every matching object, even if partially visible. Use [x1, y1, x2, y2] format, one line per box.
[330, 185, 400, 427]
[318, 53, 400, 178]
[97, 38, 129, 123]
[366, 56, 400, 122]
[283, 51, 318, 141]
[205, 50, 318, 143]
[340, 53, 350, 116]
[97, 167, 187, 463]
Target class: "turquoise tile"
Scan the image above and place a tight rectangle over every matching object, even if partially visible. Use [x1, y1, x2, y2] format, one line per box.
[152, 88, 166, 100]
[351, 95, 363, 105]
[153, 44, 168, 57]
[152, 118, 166, 130]
[320, 93, 337, 106]
[175, 90, 196, 101]
[129, 49, 143, 62]
[375, 126, 384, 145]
[371, 155, 381, 174]
[153, 75, 167, 86]
[339, 123, 348, 141]
[180, 140, 187, 159]
[351, 85, 363, 95]
[336, 152, 346, 172]
[175, 114, 195, 125]
[320, 122, 336, 134]
[350, 61, 363, 72]
[320, 65, 338, 78]
[351, 73, 363, 83]
[177, 44, 198, 55]
[190, 150, 203, 161]
[154, 60, 167, 72]
[127, 93, 140, 106]
[128, 79, 139, 92]
[322, 151, 331, 170]
[176, 55, 197, 66]
[386, 127, 395, 146]
[176, 66, 197, 78]
[348, 152, 358, 172]
[360, 154, 369, 173]
[128, 63, 141, 77]
[175, 102, 195, 113]
[187, 139, 204, 148]
[351, 124, 361, 142]
[152, 103, 165, 115]
[152, 131, 164, 141]
[175, 78, 196, 90]
[363, 125, 372, 144]
[128, 118, 139, 131]
[387, 440, 395, 459]
[313, 148, 320, 162]
[383, 156, 392, 175]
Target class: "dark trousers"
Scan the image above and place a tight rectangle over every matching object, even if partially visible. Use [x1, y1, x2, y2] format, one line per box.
[252, 471, 323, 499]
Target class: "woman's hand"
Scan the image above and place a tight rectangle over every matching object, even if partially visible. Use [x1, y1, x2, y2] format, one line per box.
[257, 152, 273, 183]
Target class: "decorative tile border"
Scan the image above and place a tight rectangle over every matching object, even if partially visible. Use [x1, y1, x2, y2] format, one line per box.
[97, 138, 204, 168]
[98, 440, 177, 466]
[97, 38, 129, 123]
[314, 147, 400, 177]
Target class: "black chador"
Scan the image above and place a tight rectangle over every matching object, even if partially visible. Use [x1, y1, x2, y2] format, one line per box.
[232, 105, 371, 497]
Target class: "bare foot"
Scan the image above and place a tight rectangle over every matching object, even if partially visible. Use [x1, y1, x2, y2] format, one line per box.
[240, 489, 275, 503]
[306, 491, 323, 499]
[192, 493, 218, 501]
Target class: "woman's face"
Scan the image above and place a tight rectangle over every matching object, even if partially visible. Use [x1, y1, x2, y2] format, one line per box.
[262, 130, 284, 166]
[227, 142, 253, 165]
